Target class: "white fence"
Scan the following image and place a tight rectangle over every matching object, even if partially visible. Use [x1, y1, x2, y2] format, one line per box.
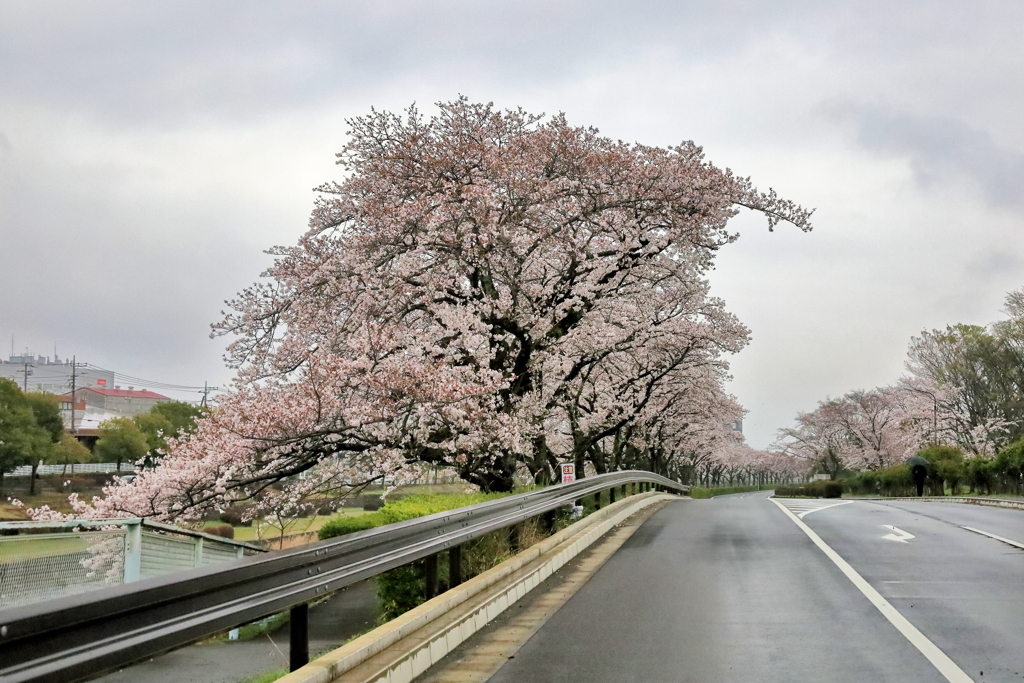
[0, 518, 262, 610]
[6, 462, 136, 477]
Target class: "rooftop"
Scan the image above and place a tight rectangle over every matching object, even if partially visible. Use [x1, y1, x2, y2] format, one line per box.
[60, 387, 170, 400]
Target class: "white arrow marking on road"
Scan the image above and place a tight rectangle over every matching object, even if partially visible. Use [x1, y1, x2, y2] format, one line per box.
[882, 525, 915, 543]
[771, 500, 974, 683]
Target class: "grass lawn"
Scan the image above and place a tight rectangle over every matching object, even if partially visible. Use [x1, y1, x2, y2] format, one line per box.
[0, 534, 93, 561]
[203, 509, 369, 543]
[0, 489, 94, 520]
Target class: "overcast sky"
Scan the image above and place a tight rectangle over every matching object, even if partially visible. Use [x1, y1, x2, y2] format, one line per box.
[1, 1, 1022, 448]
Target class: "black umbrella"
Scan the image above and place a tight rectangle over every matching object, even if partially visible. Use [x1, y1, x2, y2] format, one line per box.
[906, 456, 930, 496]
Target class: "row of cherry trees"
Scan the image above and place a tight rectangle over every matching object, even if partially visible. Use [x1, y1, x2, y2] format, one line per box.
[776, 288, 1024, 476]
[41, 100, 810, 523]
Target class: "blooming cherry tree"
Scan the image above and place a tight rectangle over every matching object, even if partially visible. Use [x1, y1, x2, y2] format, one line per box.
[51, 99, 811, 521]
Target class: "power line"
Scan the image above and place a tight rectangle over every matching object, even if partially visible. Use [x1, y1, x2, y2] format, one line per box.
[86, 365, 216, 392]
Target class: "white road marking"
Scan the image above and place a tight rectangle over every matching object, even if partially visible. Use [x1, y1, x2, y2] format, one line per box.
[882, 525, 915, 543]
[771, 499, 974, 683]
[773, 499, 854, 518]
[962, 526, 1024, 550]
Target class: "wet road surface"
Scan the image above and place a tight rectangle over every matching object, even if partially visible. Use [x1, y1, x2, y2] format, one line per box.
[483, 492, 1024, 683]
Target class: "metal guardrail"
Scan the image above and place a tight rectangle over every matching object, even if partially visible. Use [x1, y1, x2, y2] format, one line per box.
[0, 470, 685, 683]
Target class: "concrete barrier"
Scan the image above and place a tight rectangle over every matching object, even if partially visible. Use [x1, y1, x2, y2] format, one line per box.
[872, 496, 1024, 511]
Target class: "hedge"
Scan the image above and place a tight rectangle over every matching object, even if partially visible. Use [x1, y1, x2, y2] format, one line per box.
[774, 481, 843, 498]
[318, 491, 518, 620]
[318, 492, 510, 542]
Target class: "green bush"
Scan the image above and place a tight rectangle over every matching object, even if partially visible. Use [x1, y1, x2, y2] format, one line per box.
[774, 481, 842, 498]
[842, 465, 915, 496]
[317, 513, 381, 539]
[918, 445, 964, 495]
[965, 457, 995, 494]
[317, 491, 518, 621]
[219, 505, 252, 527]
[689, 485, 763, 499]
[993, 440, 1024, 494]
[376, 562, 429, 619]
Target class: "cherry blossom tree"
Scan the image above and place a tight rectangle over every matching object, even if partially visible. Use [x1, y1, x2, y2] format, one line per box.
[47, 99, 811, 522]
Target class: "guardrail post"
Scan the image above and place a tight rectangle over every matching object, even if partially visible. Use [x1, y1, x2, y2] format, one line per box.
[424, 554, 439, 599]
[449, 545, 462, 587]
[124, 520, 142, 583]
[593, 492, 601, 510]
[289, 603, 309, 671]
[543, 509, 556, 533]
[609, 486, 616, 504]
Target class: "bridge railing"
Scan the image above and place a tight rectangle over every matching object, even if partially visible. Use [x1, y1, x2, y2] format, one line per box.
[0, 470, 686, 683]
[0, 518, 263, 611]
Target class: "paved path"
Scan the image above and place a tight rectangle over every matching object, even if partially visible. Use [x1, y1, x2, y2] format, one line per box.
[97, 580, 378, 683]
[476, 492, 1024, 683]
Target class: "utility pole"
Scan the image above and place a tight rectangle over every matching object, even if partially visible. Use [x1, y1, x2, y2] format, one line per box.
[70, 356, 77, 433]
[200, 381, 220, 408]
[20, 358, 33, 392]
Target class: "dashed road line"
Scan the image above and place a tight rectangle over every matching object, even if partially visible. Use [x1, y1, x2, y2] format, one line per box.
[770, 498, 973, 683]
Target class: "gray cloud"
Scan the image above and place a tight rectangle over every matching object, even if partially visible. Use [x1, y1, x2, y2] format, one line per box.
[840, 106, 1024, 208]
[2, 0, 1023, 447]
[0, 1, 835, 127]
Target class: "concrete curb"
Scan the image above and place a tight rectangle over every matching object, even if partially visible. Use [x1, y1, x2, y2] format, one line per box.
[277, 492, 677, 683]
[870, 496, 1024, 511]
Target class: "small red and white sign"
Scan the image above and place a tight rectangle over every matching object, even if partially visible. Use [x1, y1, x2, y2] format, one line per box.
[560, 464, 576, 484]
[96, 379, 107, 386]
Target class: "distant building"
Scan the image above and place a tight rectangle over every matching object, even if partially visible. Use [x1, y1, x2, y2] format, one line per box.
[0, 355, 114, 394]
[57, 387, 171, 421]
[732, 419, 743, 434]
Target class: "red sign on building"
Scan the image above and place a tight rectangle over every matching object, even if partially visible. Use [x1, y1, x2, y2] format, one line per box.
[96, 379, 107, 386]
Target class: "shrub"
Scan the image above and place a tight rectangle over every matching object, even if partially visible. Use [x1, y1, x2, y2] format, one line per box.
[318, 491, 519, 621]
[376, 562, 431, 619]
[219, 506, 252, 527]
[206, 524, 235, 539]
[822, 481, 842, 498]
[318, 492, 509, 542]
[689, 485, 762, 499]
[918, 445, 965, 495]
[965, 457, 995, 495]
[774, 480, 842, 498]
[318, 514, 381, 539]
[362, 499, 383, 511]
[994, 440, 1024, 494]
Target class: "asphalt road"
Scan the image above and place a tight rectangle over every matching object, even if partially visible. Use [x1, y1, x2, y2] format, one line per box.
[484, 492, 1024, 683]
